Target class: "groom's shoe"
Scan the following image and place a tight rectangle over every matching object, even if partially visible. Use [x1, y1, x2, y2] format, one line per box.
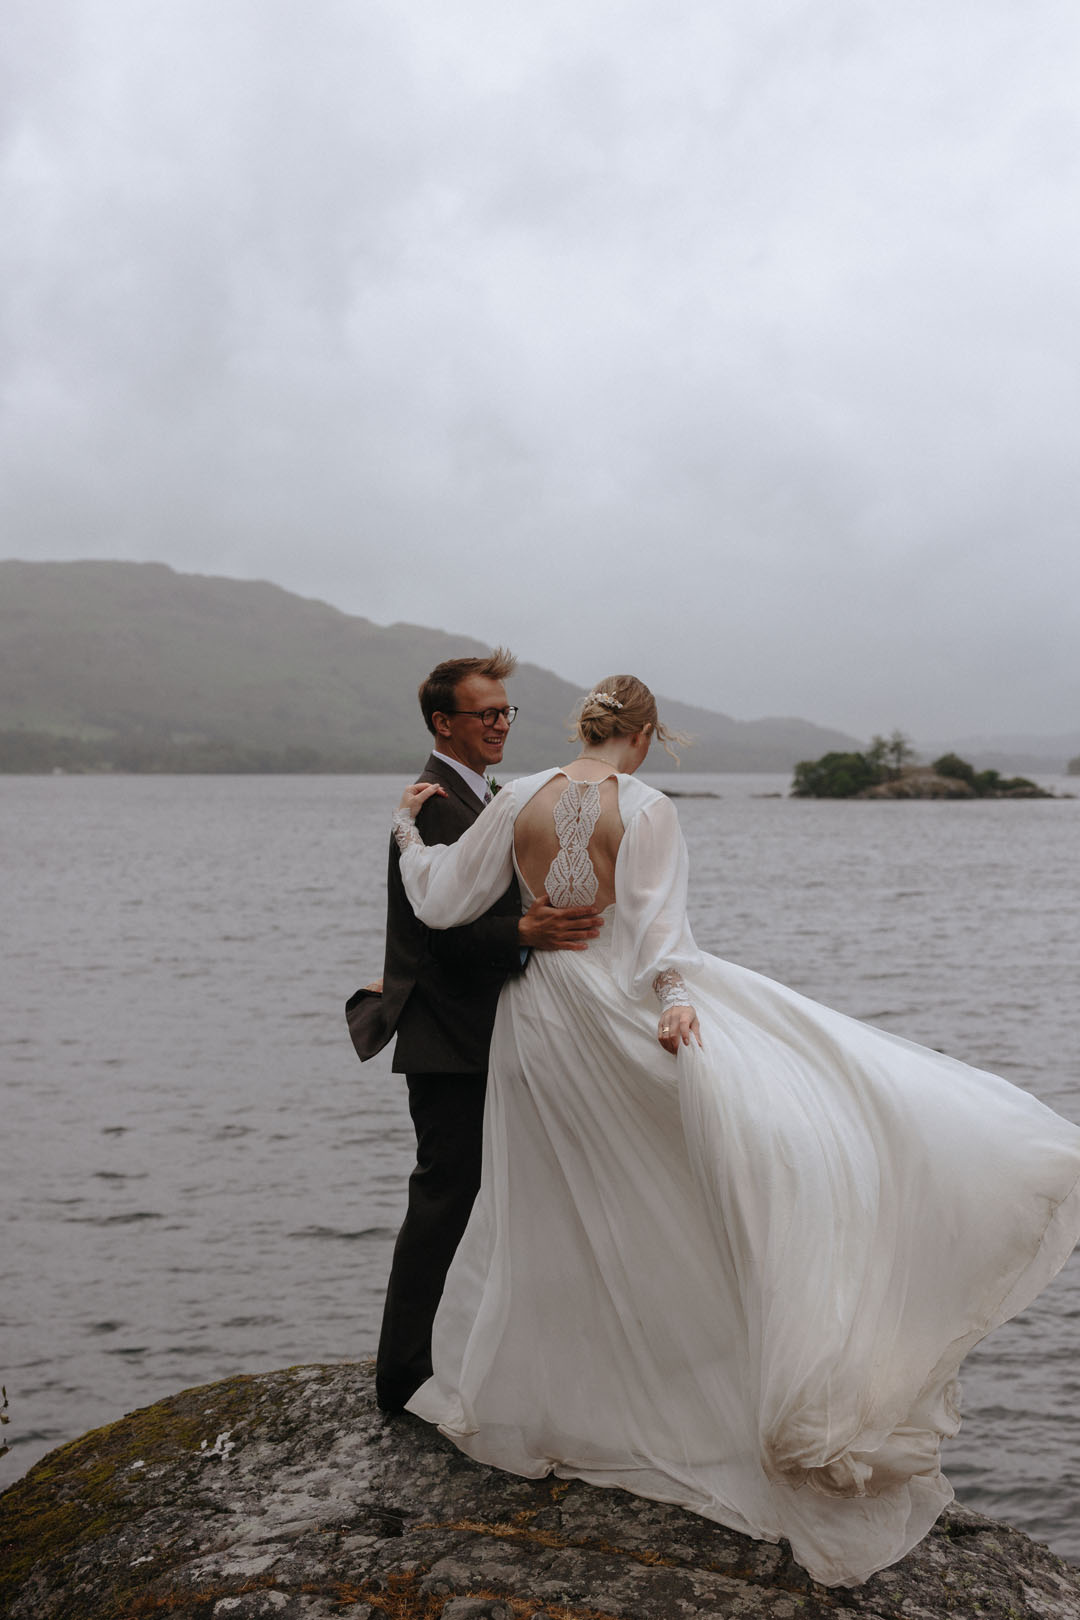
[375, 1378, 418, 1415]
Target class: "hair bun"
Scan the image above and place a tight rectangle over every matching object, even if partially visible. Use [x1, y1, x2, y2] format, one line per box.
[572, 674, 685, 761]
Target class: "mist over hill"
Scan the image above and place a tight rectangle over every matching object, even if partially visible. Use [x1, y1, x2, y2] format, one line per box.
[0, 558, 867, 773]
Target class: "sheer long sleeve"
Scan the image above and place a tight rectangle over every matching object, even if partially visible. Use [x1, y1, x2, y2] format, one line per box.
[395, 785, 518, 929]
[609, 789, 703, 1003]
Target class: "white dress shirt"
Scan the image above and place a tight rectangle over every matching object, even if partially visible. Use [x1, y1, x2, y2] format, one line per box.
[432, 749, 493, 804]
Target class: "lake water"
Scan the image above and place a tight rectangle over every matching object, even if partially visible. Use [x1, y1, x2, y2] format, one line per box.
[3, 772, 1079, 1562]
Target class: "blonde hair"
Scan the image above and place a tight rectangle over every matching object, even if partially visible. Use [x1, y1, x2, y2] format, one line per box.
[574, 675, 688, 762]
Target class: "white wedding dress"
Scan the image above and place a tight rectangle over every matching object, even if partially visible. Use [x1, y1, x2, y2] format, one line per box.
[393, 768, 1080, 1587]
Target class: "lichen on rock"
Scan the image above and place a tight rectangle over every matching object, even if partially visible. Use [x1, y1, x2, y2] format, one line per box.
[3, 1362, 1079, 1619]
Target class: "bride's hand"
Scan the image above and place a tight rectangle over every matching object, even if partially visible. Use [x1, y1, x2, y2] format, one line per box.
[398, 782, 447, 816]
[658, 1005, 702, 1054]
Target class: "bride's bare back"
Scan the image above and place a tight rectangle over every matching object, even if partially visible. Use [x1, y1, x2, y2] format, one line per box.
[513, 773, 624, 911]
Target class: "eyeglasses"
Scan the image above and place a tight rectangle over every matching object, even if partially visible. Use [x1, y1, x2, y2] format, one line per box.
[450, 706, 518, 726]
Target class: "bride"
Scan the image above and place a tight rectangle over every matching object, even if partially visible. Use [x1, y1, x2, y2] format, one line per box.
[388, 675, 1080, 1588]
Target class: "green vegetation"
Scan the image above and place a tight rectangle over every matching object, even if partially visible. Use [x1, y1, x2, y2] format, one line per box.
[1068, 755, 1080, 776]
[792, 730, 917, 797]
[930, 754, 1044, 796]
[792, 739, 1047, 798]
[868, 728, 918, 776]
[791, 750, 884, 798]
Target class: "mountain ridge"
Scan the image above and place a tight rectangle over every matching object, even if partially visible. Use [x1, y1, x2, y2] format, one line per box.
[0, 556, 1039, 773]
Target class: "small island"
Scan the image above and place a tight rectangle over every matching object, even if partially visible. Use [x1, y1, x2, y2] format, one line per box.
[792, 733, 1061, 800]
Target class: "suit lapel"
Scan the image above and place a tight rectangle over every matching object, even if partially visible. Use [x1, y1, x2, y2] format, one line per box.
[422, 752, 487, 817]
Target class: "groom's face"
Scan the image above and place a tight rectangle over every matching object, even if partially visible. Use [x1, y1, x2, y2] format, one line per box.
[434, 673, 512, 776]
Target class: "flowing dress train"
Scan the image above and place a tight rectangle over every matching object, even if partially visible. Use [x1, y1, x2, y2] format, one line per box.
[392, 768, 1080, 1587]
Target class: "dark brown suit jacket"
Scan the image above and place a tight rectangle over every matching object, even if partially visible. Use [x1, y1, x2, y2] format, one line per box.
[346, 753, 525, 1073]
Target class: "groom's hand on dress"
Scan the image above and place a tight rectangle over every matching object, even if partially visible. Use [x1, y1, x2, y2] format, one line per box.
[518, 893, 603, 952]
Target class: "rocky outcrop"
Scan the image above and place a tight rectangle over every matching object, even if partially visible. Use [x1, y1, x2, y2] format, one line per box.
[3, 1362, 1080, 1620]
[858, 767, 976, 799]
[857, 766, 1055, 799]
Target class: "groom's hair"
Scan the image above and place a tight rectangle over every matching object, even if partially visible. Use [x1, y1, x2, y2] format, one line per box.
[419, 648, 518, 735]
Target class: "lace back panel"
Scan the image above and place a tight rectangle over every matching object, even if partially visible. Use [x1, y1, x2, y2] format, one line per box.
[544, 781, 602, 907]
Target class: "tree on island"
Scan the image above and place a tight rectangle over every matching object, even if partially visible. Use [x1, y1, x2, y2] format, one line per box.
[867, 730, 918, 780]
[792, 730, 917, 798]
[930, 752, 977, 786]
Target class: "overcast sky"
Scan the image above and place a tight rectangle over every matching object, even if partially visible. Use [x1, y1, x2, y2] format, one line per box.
[3, 0, 1079, 740]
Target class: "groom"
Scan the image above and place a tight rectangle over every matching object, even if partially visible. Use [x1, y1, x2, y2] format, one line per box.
[347, 647, 602, 1413]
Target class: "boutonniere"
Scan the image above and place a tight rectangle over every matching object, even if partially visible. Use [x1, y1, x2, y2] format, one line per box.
[486, 775, 501, 797]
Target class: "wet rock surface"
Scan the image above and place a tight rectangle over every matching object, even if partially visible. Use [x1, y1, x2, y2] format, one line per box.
[3, 1362, 1080, 1620]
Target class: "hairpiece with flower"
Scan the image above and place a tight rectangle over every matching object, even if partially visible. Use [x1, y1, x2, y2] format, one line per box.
[586, 690, 624, 710]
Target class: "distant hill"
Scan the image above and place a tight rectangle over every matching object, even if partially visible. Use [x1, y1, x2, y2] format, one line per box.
[0, 560, 862, 773]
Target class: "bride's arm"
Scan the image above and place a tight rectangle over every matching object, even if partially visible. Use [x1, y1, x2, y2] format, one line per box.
[653, 972, 702, 1053]
[610, 794, 704, 1051]
[393, 781, 517, 929]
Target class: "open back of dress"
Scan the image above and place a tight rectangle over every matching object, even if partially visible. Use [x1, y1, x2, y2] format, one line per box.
[512, 774, 623, 910]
